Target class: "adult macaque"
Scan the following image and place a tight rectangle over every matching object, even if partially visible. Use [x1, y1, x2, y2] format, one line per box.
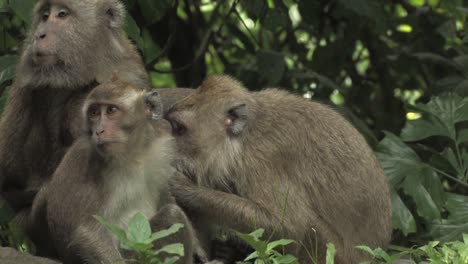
[0, 0, 194, 214]
[165, 75, 392, 264]
[28, 79, 202, 264]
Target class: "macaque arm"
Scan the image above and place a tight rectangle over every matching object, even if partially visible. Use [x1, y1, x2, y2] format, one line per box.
[171, 175, 282, 235]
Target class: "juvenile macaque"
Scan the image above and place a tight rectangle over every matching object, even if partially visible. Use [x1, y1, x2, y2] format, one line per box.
[0, 0, 149, 211]
[165, 75, 392, 264]
[28, 79, 201, 264]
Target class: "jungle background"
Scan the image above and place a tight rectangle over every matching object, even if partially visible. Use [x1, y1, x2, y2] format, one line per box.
[0, 0, 468, 261]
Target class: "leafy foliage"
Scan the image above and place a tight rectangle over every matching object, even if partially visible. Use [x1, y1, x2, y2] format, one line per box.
[95, 213, 185, 264]
[376, 93, 468, 241]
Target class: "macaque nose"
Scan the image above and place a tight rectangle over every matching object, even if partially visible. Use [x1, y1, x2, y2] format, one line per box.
[36, 33, 47, 40]
[95, 129, 104, 135]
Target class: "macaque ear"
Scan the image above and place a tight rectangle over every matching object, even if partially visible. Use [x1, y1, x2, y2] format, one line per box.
[104, 0, 125, 29]
[145, 91, 163, 120]
[225, 104, 248, 136]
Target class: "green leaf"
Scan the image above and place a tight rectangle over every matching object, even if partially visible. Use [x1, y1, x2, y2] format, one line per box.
[402, 94, 468, 141]
[325, 243, 336, 264]
[9, 0, 35, 25]
[155, 243, 184, 257]
[458, 129, 468, 144]
[242, 0, 268, 21]
[161, 256, 181, 264]
[236, 229, 268, 253]
[376, 132, 432, 186]
[272, 254, 298, 264]
[400, 112, 450, 141]
[0, 55, 18, 83]
[125, 14, 144, 49]
[266, 239, 295, 252]
[149, 223, 184, 242]
[402, 172, 441, 220]
[94, 215, 128, 243]
[245, 251, 260, 261]
[391, 191, 417, 235]
[429, 194, 468, 241]
[257, 50, 285, 85]
[128, 213, 152, 243]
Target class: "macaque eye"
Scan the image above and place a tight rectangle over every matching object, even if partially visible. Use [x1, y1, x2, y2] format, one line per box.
[106, 105, 119, 115]
[88, 106, 100, 118]
[57, 9, 69, 18]
[42, 10, 50, 21]
[169, 119, 187, 136]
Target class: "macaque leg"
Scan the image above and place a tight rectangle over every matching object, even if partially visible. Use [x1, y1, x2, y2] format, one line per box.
[151, 204, 208, 264]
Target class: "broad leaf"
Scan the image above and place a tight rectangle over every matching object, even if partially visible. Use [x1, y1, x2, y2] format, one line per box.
[402, 94, 468, 141]
[458, 129, 468, 144]
[402, 173, 441, 220]
[429, 194, 468, 241]
[273, 254, 298, 264]
[155, 243, 184, 257]
[149, 223, 184, 242]
[128, 213, 151, 243]
[376, 132, 431, 186]
[236, 229, 268, 253]
[94, 215, 128, 243]
[391, 191, 417, 235]
[266, 239, 295, 252]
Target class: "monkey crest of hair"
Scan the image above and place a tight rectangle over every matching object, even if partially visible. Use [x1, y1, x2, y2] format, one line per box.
[17, 0, 147, 89]
[166, 75, 392, 264]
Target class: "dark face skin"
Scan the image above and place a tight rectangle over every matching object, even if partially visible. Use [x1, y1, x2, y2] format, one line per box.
[87, 102, 127, 154]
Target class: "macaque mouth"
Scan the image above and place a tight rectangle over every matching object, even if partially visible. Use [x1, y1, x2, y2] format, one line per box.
[32, 52, 59, 65]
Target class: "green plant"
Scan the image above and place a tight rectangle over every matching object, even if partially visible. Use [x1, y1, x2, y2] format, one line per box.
[95, 213, 184, 264]
[376, 93, 468, 240]
[235, 229, 299, 264]
[357, 233, 468, 264]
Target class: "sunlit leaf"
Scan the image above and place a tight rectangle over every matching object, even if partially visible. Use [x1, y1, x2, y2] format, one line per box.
[128, 213, 151, 243]
[266, 239, 295, 252]
[149, 223, 184, 242]
[155, 243, 184, 257]
[94, 215, 128, 243]
[325, 243, 336, 264]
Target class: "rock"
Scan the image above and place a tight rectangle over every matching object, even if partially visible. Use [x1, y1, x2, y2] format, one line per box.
[0, 247, 61, 264]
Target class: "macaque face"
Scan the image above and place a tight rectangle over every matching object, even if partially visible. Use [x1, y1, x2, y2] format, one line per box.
[87, 102, 128, 150]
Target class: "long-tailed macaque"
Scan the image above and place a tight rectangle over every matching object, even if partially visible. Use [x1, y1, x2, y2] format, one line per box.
[165, 75, 392, 264]
[0, 0, 194, 219]
[28, 79, 202, 264]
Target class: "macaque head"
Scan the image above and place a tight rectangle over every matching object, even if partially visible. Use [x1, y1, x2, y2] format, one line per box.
[165, 75, 256, 174]
[83, 77, 162, 158]
[19, 0, 126, 88]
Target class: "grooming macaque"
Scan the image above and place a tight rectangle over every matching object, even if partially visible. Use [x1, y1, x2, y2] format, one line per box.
[0, 0, 149, 211]
[28, 79, 201, 264]
[166, 75, 392, 263]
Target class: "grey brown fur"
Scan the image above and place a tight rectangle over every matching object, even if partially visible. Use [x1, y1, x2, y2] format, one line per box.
[28, 79, 201, 264]
[166, 75, 392, 263]
[0, 0, 148, 204]
[0, 0, 149, 208]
